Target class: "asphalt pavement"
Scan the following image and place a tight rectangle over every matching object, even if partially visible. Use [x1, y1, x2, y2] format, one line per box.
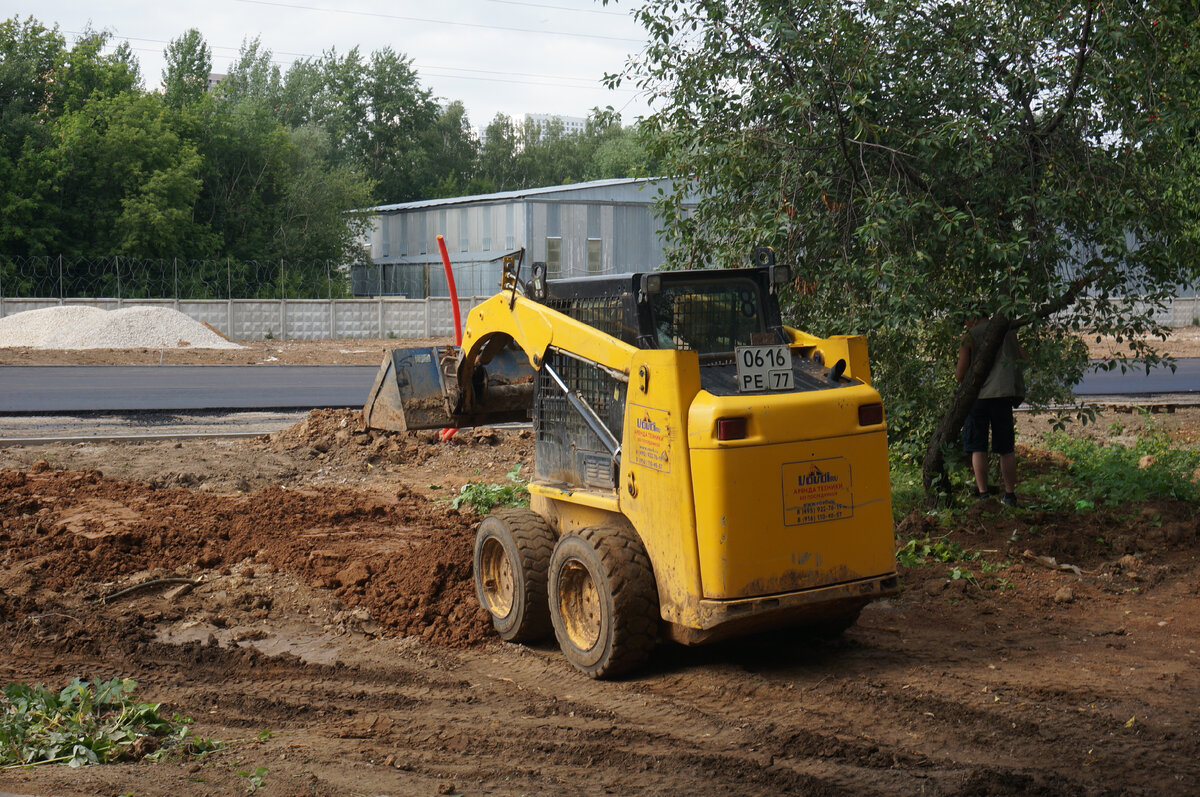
[0, 359, 1197, 414]
[0, 365, 377, 413]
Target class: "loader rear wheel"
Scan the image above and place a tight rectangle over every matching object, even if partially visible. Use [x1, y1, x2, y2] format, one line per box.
[808, 605, 864, 639]
[548, 527, 658, 679]
[473, 509, 557, 642]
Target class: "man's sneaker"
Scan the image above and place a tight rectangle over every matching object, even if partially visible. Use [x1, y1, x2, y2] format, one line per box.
[1001, 492, 1018, 507]
[975, 491, 990, 500]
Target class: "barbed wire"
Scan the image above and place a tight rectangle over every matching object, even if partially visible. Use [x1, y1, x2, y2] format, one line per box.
[0, 257, 510, 301]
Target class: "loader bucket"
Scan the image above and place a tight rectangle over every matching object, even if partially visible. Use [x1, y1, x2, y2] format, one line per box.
[362, 343, 537, 432]
[362, 346, 458, 432]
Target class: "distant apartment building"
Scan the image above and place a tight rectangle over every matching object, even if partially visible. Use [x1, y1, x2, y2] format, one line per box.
[525, 113, 588, 140]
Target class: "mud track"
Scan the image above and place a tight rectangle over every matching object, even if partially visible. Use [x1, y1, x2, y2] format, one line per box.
[1, 410, 1198, 795]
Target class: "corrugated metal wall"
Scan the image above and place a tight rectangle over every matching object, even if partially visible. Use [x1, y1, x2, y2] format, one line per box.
[368, 189, 676, 294]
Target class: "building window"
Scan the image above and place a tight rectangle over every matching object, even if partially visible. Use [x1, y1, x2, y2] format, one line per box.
[546, 237, 562, 278]
[587, 238, 602, 274]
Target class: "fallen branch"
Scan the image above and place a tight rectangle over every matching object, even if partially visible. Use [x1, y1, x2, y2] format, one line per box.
[1022, 550, 1088, 577]
[97, 578, 200, 604]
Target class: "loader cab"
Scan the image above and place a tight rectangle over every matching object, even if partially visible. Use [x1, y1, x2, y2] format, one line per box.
[529, 265, 818, 491]
[534, 266, 789, 354]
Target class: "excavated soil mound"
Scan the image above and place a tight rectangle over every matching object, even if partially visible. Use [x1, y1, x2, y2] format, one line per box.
[254, 407, 531, 480]
[0, 465, 490, 647]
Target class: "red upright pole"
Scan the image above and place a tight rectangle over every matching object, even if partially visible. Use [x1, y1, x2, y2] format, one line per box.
[437, 234, 462, 345]
[437, 234, 461, 442]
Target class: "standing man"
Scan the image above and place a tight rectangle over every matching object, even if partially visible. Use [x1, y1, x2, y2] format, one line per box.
[956, 316, 1025, 506]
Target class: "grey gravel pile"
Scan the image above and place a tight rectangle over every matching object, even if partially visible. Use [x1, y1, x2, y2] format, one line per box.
[0, 306, 243, 349]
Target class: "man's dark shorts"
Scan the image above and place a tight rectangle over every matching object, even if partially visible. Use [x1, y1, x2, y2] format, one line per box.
[962, 397, 1016, 455]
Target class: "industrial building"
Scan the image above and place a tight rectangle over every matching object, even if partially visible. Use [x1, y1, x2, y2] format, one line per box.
[354, 178, 697, 298]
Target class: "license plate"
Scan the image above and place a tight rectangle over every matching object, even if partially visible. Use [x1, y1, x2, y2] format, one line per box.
[735, 345, 793, 392]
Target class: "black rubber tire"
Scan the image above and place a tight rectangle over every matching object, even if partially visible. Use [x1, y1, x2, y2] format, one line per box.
[808, 605, 864, 639]
[548, 526, 658, 679]
[473, 508, 557, 642]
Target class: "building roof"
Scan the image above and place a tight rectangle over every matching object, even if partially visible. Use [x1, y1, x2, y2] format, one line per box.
[370, 249, 521, 266]
[370, 177, 686, 213]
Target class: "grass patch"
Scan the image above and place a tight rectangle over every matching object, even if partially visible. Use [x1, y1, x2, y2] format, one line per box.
[1024, 428, 1200, 511]
[890, 423, 1200, 520]
[0, 678, 220, 769]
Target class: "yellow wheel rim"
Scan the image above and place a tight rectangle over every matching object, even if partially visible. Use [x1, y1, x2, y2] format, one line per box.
[558, 559, 601, 651]
[479, 537, 514, 619]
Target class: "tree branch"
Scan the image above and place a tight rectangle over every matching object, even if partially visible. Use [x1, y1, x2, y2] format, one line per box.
[1039, 5, 1094, 139]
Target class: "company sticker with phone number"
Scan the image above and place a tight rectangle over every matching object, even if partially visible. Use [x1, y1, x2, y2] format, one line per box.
[782, 457, 854, 526]
[629, 404, 671, 473]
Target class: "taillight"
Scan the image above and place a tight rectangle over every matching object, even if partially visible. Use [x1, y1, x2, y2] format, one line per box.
[716, 417, 748, 440]
[858, 403, 884, 426]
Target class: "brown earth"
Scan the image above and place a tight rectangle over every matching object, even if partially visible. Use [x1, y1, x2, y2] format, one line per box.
[1, 341, 1199, 796]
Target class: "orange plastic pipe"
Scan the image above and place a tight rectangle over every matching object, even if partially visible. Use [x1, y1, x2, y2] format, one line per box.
[437, 234, 461, 441]
[437, 234, 462, 345]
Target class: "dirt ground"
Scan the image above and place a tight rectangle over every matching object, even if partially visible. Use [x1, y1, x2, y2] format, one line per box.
[1, 336, 1199, 796]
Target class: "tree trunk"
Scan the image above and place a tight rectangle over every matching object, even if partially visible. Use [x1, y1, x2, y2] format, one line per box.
[921, 315, 1012, 508]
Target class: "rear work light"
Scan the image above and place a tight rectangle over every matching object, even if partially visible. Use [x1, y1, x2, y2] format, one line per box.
[716, 417, 748, 441]
[858, 403, 885, 426]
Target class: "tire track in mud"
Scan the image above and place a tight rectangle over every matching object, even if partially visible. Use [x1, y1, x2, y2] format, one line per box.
[459, 625, 1117, 795]
[444, 634, 957, 794]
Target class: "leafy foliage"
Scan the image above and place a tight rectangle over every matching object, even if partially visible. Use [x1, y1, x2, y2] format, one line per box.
[895, 535, 981, 569]
[0, 678, 220, 768]
[452, 464, 530, 514]
[0, 17, 654, 267]
[612, 0, 1200, 499]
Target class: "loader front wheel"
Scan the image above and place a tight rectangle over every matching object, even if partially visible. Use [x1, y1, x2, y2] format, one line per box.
[548, 527, 658, 679]
[473, 509, 557, 642]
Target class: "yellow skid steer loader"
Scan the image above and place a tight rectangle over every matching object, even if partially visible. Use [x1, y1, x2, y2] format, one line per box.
[364, 252, 898, 678]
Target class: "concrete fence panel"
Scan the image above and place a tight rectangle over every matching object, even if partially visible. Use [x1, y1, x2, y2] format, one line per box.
[3, 295, 1196, 342]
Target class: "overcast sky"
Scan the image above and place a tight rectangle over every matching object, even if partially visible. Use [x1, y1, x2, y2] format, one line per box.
[4, 0, 656, 130]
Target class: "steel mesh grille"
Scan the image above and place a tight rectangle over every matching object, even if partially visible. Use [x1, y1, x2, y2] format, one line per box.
[650, 281, 761, 353]
[546, 296, 633, 343]
[534, 349, 627, 486]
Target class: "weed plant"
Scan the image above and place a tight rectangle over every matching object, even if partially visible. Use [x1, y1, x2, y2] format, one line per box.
[0, 678, 220, 768]
[452, 464, 530, 514]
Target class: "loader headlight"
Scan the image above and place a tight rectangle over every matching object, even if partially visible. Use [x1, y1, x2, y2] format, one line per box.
[529, 262, 548, 300]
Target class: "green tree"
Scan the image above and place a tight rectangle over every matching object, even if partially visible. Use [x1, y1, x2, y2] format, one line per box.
[54, 28, 140, 113]
[0, 17, 67, 255]
[162, 28, 211, 107]
[614, 0, 1200, 503]
[478, 113, 521, 191]
[418, 100, 479, 198]
[219, 36, 282, 107]
[41, 92, 213, 260]
[361, 47, 440, 202]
